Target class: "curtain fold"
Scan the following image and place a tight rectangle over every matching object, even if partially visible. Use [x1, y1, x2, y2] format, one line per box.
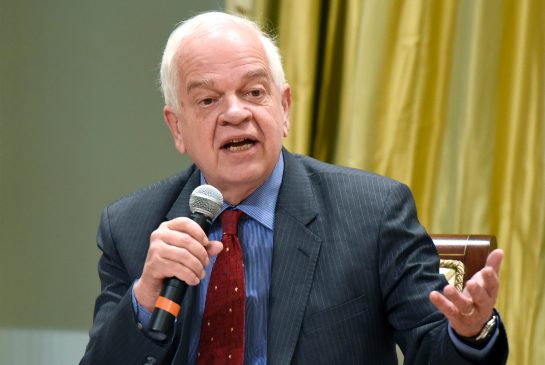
[227, 0, 544, 363]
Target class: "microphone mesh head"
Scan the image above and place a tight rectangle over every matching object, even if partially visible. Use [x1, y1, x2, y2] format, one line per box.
[189, 185, 223, 218]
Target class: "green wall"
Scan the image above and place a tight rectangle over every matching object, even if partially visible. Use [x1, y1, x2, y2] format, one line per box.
[0, 0, 224, 332]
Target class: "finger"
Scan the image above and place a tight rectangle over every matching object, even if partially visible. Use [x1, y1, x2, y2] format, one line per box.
[485, 248, 504, 274]
[141, 253, 203, 287]
[430, 290, 458, 318]
[476, 266, 500, 299]
[205, 240, 224, 258]
[145, 242, 207, 281]
[465, 281, 495, 313]
[162, 258, 204, 286]
[151, 226, 210, 266]
[164, 245, 209, 280]
[431, 289, 493, 338]
[165, 217, 209, 245]
[442, 285, 474, 315]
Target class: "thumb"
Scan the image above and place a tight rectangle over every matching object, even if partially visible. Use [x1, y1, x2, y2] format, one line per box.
[206, 240, 224, 257]
[486, 248, 504, 274]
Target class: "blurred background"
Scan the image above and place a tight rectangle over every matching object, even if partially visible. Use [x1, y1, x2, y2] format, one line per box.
[1, 0, 543, 364]
[0, 0, 223, 363]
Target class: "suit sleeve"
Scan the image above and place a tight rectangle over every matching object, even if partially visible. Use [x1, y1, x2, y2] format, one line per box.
[378, 183, 508, 364]
[80, 207, 170, 365]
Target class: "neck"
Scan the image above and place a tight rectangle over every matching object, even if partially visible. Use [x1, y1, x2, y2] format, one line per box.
[218, 182, 261, 206]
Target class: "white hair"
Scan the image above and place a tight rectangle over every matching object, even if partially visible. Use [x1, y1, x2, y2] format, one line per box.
[159, 12, 286, 112]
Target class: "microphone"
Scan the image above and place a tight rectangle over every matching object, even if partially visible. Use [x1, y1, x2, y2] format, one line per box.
[147, 184, 223, 341]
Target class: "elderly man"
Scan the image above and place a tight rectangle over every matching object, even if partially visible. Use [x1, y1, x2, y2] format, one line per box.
[81, 11, 508, 365]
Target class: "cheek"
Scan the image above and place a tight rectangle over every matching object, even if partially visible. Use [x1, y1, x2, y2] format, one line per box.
[185, 121, 217, 151]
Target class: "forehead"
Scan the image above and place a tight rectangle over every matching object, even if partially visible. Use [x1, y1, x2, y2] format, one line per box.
[176, 26, 272, 89]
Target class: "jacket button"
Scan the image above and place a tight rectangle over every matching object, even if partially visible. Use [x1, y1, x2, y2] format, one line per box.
[144, 356, 157, 364]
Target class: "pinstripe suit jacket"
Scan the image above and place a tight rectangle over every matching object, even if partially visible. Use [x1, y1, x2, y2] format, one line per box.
[81, 150, 508, 365]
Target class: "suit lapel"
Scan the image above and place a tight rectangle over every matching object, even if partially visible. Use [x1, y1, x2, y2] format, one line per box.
[166, 169, 200, 221]
[268, 151, 322, 364]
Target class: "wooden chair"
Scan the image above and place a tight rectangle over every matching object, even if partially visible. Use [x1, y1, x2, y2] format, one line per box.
[431, 234, 497, 290]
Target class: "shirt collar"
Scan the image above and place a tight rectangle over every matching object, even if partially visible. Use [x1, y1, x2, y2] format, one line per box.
[199, 152, 284, 230]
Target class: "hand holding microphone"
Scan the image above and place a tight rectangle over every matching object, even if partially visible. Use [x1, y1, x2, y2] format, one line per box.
[134, 185, 223, 341]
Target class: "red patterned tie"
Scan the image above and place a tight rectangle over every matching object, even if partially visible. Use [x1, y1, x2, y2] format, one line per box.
[197, 209, 245, 364]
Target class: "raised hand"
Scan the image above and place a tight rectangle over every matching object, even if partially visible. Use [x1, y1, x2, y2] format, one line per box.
[429, 249, 504, 337]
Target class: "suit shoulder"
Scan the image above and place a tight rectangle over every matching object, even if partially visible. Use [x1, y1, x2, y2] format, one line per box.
[106, 166, 195, 217]
[293, 153, 403, 190]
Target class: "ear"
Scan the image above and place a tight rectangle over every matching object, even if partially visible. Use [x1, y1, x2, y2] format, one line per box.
[281, 83, 292, 137]
[163, 105, 187, 154]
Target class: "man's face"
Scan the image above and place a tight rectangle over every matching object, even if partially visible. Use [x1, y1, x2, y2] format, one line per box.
[164, 25, 291, 204]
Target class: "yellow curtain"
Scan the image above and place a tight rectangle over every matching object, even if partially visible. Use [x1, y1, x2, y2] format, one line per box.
[227, 0, 545, 364]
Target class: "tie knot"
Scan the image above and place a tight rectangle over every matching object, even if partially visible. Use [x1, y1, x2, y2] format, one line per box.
[220, 209, 245, 235]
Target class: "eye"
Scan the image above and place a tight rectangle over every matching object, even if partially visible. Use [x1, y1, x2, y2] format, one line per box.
[244, 86, 267, 98]
[198, 97, 215, 106]
[248, 89, 262, 97]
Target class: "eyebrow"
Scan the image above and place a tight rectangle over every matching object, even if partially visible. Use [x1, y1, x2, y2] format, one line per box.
[186, 69, 270, 94]
[243, 69, 269, 82]
[186, 78, 215, 94]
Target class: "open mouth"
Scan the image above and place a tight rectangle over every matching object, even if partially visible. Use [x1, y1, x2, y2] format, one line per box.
[222, 138, 256, 152]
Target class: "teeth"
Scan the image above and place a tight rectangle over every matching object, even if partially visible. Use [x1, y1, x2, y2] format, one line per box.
[227, 143, 253, 152]
[223, 138, 254, 152]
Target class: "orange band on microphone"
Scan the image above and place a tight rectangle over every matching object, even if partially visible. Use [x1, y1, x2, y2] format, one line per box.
[155, 296, 181, 317]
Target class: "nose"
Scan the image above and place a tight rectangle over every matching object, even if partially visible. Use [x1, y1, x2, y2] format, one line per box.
[219, 94, 252, 125]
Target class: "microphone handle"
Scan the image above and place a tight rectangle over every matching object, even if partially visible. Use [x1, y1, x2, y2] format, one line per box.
[147, 212, 212, 341]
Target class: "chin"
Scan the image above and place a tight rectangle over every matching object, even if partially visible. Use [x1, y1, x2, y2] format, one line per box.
[226, 169, 266, 187]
